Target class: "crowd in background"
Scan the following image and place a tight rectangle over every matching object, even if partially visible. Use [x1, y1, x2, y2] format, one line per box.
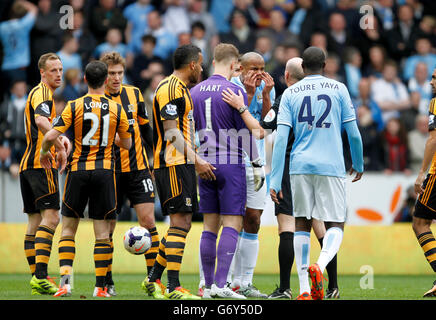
[0, 0, 435, 203]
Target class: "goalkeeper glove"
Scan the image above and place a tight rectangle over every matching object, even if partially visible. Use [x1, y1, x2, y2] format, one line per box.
[251, 158, 265, 192]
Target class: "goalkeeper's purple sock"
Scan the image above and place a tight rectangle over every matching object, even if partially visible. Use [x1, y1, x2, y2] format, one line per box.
[200, 231, 217, 288]
[215, 227, 239, 288]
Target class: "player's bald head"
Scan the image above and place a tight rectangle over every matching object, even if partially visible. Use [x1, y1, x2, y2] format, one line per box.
[286, 57, 304, 81]
[302, 46, 326, 74]
[240, 52, 264, 67]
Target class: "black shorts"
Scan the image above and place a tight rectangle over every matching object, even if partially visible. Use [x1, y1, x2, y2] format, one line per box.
[274, 158, 293, 216]
[116, 169, 155, 213]
[20, 168, 60, 213]
[415, 173, 436, 220]
[62, 169, 117, 220]
[154, 164, 198, 216]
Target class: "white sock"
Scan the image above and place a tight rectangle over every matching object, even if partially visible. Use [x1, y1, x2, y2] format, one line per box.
[230, 234, 242, 288]
[317, 227, 343, 273]
[294, 231, 311, 295]
[240, 231, 259, 288]
[227, 235, 239, 285]
[198, 238, 205, 288]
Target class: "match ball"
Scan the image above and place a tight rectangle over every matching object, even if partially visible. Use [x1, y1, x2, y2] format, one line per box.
[123, 226, 152, 255]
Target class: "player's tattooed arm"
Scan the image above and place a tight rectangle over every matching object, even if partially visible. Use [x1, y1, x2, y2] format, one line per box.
[163, 119, 216, 181]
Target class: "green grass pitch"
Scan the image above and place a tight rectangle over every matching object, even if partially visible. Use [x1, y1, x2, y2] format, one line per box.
[0, 273, 435, 300]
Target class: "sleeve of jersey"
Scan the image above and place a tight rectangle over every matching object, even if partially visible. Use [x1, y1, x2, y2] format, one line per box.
[118, 106, 132, 139]
[276, 93, 292, 128]
[136, 89, 150, 125]
[260, 96, 280, 130]
[33, 89, 53, 119]
[157, 85, 181, 121]
[53, 102, 72, 134]
[428, 99, 436, 131]
[340, 84, 357, 123]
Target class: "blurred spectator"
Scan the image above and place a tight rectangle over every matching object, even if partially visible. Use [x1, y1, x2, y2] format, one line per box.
[209, 0, 234, 33]
[89, 0, 127, 43]
[190, 21, 211, 66]
[93, 28, 129, 60]
[371, 60, 411, 123]
[355, 14, 387, 69]
[187, 0, 218, 43]
[324, 52, 344, 82]
[356, 104, 383, 171]
[381, 117, 411, 175]
[343, 46, 362, 99]
[326, 12, 353, 59]
[270, 42, 301, 96]
[0, 0, 37, 95]
[403, 37, 436, 81]
[354, 78, 384, 132]
[29, 0, 64, 87]
[288, 0, 325, 47]
[386, 4, 421, 61]
[417, 15, 436, 45]
[178, 32, 191, 46]
[129, 34, 164, 91]
[394, 185, 416, 222]
[276, 0, 296, 19]
[162, 0, 191, 36]
[0, 80, 29, 175]
[329, 0, 360, 37]
[57, 32, 82, 76]
[255, 0, 276, 29]
[219, 8, 256, 54]
[61, 68, 82, 102]
[146, 10, 178, 61]
[123, 0, 155, 55]
[232, 0, 259, 29]
[363, 45, 387, 80]
[408, 62, 433, 115]
[254, 34, 273, 66]
[261, 8, 300, 49]
[408, 114, 429, 173]
[373, 0, 395, 31]
[309, 32, 328, 54]
[71, 9, 97, 67]
[143, 72, 166, 127]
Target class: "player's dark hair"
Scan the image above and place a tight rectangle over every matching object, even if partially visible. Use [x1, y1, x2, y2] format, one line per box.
[172, 44, 201, 70]
[302, 46, 326, 73]
[85, 61, 108, 89]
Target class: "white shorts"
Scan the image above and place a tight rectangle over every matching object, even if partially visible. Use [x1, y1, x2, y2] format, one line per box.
[290, 174, 347, 222]
[245, 167, 267, 210]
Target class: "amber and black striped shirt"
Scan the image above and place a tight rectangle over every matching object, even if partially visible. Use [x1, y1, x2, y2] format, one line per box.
[53, 94, 131, 172]
[152, 74, 195, 169]
[20, 82, 57, 172]
[105, 84, 150, 173]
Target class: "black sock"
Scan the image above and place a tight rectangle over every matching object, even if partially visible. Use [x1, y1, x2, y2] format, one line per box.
[167, 270, 180, 293]
[278, 231, 294, 291]
[318, 237, 338, 290]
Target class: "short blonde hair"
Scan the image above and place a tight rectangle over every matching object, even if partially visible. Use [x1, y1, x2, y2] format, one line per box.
[38, 53, 61, 70]
[213, 43, 240, 64]
[100, 51, 126, 69]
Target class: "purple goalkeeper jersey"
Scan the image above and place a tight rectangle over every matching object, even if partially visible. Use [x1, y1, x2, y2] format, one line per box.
[191, 74, 255, 166]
